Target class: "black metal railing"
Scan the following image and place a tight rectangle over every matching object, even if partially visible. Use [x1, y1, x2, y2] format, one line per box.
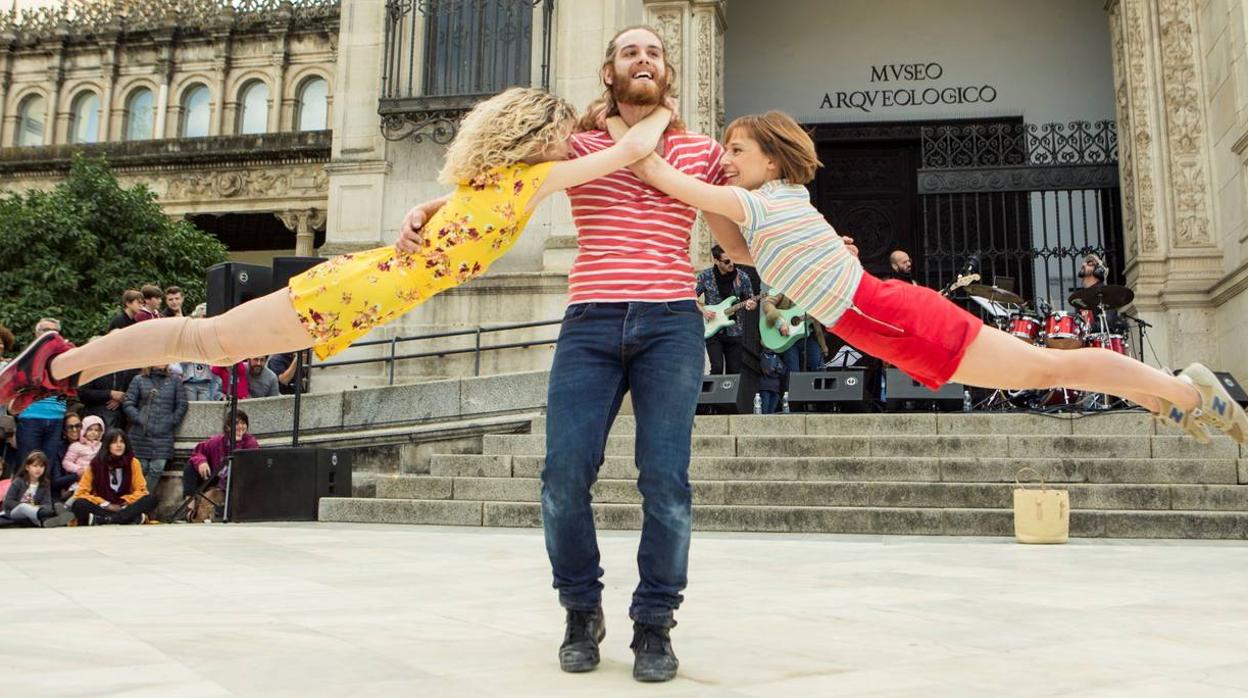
[917, 121, 1123, 311]
[309, 318, 562, 384]
[379, 0, 554, 141]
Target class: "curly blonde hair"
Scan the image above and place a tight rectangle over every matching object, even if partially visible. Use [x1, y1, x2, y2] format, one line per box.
[438, 88, 577, 185]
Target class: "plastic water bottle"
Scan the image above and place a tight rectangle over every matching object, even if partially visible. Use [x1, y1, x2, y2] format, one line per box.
[782, 391, 790, 413]
[963, 389, 972, 412]
[753, 393, 762, 414]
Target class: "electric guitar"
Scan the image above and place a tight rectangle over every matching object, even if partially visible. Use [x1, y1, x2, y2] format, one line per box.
[940, 272, 981, 298]
[759, 304, 811, 352]
[703, 295, 761, 339]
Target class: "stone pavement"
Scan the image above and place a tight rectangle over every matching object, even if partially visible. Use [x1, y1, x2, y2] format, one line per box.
[8, 523, 1248, 697]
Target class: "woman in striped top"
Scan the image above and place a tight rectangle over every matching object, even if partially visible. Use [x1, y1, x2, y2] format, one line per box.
[607, 111, 1247, 445]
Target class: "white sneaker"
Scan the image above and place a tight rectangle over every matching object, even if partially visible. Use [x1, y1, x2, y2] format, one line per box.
[1181, 362, 1248, 444]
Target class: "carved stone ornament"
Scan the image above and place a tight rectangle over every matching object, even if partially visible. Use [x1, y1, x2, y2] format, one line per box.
[165, 165, 328, 201]
[1157, 0, 1212, 246]
[380, 110, 460, 144]
[0, 0, 340, 44]
[1124, 0, 1159, 253]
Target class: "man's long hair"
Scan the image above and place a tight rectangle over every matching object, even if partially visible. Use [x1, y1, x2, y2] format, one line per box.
[575, 25, 685, 132]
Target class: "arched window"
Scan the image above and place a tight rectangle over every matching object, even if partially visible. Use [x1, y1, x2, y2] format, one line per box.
[237, 80, 269, 135]
[69, 91, 101, 144]
[16, 94, 46, 147]
[295, 76, 328, 131]
[181, 84, 211, 138]
[124, 88, 155, 141]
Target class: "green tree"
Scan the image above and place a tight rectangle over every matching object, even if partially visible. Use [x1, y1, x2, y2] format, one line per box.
[0, 155, 227, 347]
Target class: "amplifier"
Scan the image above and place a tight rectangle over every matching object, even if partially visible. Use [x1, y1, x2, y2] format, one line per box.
[206, 262, 272, 316]
[885, 368, 964, 412]
[227, 447, 352, 522]
[696, 374, 753, 415]
[788, 370, 867, 413]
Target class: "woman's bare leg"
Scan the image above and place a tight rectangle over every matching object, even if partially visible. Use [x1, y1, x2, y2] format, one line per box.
[50, 289, 313, 385]
[950, 326, 1200, 412]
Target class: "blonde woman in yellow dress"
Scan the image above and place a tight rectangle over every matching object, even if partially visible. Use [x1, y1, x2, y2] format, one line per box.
[0, 88, 675, 411]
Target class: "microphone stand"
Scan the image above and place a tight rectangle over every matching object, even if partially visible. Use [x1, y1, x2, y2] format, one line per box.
[1122, 312, 1152, 363]
[221, 363, 240, 522]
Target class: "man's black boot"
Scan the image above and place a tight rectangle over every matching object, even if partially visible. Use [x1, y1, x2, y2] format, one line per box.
[631, 621, 679, 682]
[559, 607, 605, 673]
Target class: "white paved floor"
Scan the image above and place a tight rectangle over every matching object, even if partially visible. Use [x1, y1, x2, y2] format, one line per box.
[7, 523, 1248, 697]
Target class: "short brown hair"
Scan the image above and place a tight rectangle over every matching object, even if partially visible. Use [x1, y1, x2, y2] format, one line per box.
[122, 289, 143, 304]
[0, 325, 14, 354]
[723, 111, 822, 185]
[141, 284, 162, 300]
[164, 285, 183, 296]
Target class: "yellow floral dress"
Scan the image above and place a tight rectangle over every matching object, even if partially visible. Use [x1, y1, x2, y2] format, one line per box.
[289, 161, 556, 359]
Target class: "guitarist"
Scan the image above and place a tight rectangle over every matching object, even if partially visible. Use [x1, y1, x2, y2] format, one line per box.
[762, 292, 828, 376]
[696, 245, 756, 374]
[887, 250, 918, 285]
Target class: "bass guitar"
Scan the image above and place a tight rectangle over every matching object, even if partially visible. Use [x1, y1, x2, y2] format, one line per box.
[703, 294, 762, 339]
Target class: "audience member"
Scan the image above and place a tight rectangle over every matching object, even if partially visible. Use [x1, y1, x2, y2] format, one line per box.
[266, 352, 302, 395]
[182, 410, 259, 521]
[61, 415, 103, 497]
[245, 356, 281, 398]
[135, 285, 163, 322]
[48, 412, 83, 497]
[181, 361, 221, 401]
[78, 357, 139, 430]
[108, 290, 144, 331]
[211, 362, 249, 400]
[2, 451, 55, 527]
[123, 365, 188, 498]
[69, 429, 154, 526]
[758, 350, 784, 414]
[163, 286, 184, 318]
[16, 319, 68, 465]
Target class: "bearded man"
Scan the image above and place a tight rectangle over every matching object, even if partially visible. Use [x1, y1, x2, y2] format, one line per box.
[396, 25, 731, 683]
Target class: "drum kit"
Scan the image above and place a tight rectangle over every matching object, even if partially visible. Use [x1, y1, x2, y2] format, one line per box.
[962, 281, 1138, 411]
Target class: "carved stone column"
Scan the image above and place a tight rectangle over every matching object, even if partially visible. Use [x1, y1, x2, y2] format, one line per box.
[644, 0, 726, 269]
[276, 208, 327, 257]
[1106, 0, 1222, 368]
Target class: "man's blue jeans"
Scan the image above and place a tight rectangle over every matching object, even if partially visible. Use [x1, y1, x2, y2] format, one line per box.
[783, 334, 824, 374]
[16, 417, 62, 471]
[542, 301, 704, 628]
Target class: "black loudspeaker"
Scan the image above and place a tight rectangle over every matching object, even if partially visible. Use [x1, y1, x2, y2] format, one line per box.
[271, 256, 326, 289]
[696, 374, 752, 415]
[206, 262, 273, 317]
[1214, 371, 1248, 407]
[227, 447, 353, 522]
[788, 370, 867, 412]
[885, 368, 965, 412]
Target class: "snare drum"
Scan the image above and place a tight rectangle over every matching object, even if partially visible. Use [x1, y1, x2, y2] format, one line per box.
[1043, 311, 1086, 350]
[1007, 313, 1042, 344]
[1088, 333, 1128, 355]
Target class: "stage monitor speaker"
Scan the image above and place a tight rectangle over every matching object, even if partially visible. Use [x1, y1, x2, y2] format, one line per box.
[696, 374, 752, 415]
[227, 446, 353, 522]
[788, 370, 867, 412]
[271, 256, 326, 289]
[1214, 371, 1248, 407]
[206, 262, 272, 317]
[885, 368, 964, 412]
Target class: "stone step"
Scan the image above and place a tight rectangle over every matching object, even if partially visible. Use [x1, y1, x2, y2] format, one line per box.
[525, 412, 1163, 436]
[318, 498, 1248, 539]
[375, 475, 1248, 511]
[482, 433, 1240, 460]
[431, 454, 1247, 485]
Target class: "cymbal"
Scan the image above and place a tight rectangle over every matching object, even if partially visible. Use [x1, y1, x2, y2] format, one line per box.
[964, 284, 1025, 306]
[1068, 284, 1134, 310]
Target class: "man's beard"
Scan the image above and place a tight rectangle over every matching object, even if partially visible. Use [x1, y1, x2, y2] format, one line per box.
[611, 67, 667, 107]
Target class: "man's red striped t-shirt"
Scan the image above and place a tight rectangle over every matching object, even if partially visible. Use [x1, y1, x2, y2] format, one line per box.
[565, 130, 727, 304]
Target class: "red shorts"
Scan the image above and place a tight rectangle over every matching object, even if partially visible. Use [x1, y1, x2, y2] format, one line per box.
[829, 271, 983, 390]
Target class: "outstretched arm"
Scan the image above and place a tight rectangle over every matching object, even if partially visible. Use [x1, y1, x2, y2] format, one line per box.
[526, 107, 672, 211]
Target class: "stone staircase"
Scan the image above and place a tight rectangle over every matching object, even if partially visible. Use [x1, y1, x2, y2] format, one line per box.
[319, 412, 1248, 539]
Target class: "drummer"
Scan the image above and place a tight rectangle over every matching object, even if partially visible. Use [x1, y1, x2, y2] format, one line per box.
[1077, 254, 1126, 335]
